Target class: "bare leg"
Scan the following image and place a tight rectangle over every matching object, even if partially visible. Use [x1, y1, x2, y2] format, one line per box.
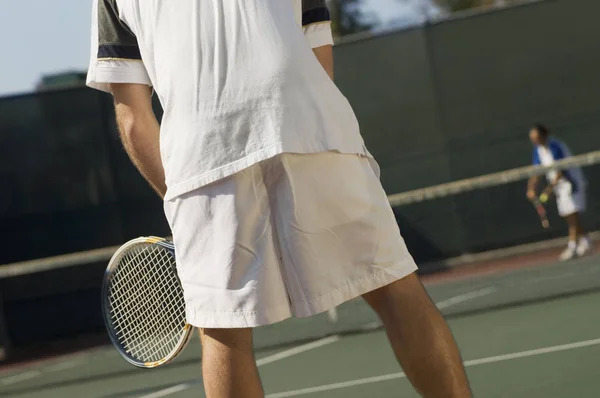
[567, 212, 586, 240]
[363, 273, 471, 397]
[200, 328, 263, 398]
[563, 213, 581, 243]
[564, 212, 592, 257]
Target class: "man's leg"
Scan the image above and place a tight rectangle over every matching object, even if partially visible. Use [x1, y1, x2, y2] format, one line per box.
[564, 212, 580, 243]
[567, 212, 588, 241]
[363, 273, 472, 398]
[564, 212, 592, 256]
[200, 328, 264, 398]
[560, 212, 583, 260]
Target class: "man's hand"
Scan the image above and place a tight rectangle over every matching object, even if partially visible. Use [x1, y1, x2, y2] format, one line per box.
[540, 185, 554, 203]
[111, 83, 166, 198]
[526, 175, 540, 201]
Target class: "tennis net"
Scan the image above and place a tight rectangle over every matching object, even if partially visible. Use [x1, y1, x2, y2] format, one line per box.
[1, 150, 600, 356]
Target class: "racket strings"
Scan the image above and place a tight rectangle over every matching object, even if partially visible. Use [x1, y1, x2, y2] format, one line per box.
[114, 247, 183, 360]
[112, 260, 165, 357]
[111, 247, 165, 358]
[107, 243, 186, 362]
[111, 247, 183, 361]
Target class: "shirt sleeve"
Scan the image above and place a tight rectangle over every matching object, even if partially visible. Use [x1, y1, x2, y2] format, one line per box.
[86, 0, 151, 93]
[302, 0, 334, 48]
[548, 140, 566, 161]
[532, 147, 541, 165]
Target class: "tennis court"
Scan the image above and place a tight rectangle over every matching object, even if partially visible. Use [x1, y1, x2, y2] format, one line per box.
[3, 248, 600, 398]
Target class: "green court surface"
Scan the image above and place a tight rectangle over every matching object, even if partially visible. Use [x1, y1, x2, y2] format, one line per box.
[2, 253, 600, 398]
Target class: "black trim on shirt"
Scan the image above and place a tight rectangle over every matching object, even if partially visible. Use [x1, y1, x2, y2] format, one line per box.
[98, 45, 142, 60]
[302, 7, 331, 26]
[97, 0, 142, 60]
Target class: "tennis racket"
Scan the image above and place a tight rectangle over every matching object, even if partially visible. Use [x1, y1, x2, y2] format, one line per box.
[531, 198, 550, 229]
[102, 236, 192, 368]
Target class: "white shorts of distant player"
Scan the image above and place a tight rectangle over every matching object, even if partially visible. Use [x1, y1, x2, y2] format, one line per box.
[555, 181, 587, 217]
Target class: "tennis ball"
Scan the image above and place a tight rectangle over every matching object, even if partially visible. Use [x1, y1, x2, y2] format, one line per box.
[539, 193, 549, 203]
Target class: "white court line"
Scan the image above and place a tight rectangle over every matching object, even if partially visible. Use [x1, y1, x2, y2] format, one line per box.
[138, 384, 192, 398]
[436, 287, 498, 310]
[267, 373, 405, 398]
[256, 336, 340, 366]
[265, 337, 600, 397]
[0, 370, 41, 386]
[265, 339, 600, 398]
[0, 348, 105, 385]
[350, 287, 499, 336]
[0, 359, 84, 386]
[45, 359, 86, 372]
[137, 336, 341, 398]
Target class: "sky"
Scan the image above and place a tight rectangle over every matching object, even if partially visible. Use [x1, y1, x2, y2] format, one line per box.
[0, 0, 93, 97]
[0, 0, 436, 97]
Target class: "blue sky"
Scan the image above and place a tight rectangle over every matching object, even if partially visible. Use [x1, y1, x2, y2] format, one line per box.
[0, 0, 437, 97]
[0, 0, 93, 97]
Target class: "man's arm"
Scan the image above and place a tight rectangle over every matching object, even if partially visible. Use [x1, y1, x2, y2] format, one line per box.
[87, 2, 161, 194]
[527, 176, 539, 200]
[111, 83, 166, 198]
[302, 0, 335, 79]
[313, 45, 334, 80]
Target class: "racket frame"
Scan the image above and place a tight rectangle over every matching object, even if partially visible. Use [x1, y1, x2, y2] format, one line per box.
[102, 236, 193, 368]
[531, 198, 550, 229]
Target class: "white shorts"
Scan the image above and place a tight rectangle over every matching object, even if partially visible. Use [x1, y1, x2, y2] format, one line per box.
[556, 185, 586, 217]
[163, 152, 418, 328]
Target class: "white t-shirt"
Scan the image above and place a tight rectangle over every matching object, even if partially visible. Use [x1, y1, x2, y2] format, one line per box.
[87, 0, 369, 201]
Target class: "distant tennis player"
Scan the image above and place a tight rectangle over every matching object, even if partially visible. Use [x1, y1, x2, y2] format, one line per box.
[87, 1, 471, 396]
[527, 124, 591, 260]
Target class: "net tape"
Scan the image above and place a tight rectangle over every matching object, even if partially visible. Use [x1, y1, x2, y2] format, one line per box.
[388, 150, 600, 207]
[1, 150, 599, 275]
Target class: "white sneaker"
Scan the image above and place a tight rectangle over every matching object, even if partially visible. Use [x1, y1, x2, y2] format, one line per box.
[559, 246, 577, 261]
[576, 239, 592, 257]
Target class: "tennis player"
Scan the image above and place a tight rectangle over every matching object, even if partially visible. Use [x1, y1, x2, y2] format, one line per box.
[87, 1, 471, 396]
[527, 124, 591, 260]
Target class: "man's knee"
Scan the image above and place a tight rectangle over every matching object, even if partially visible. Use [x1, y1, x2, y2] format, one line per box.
[362, 272, 432, 316]
[563, 212, 580, 226]
[200, 328, 253, 350]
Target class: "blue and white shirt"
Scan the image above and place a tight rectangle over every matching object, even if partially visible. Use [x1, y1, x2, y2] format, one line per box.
[532, 138, 586, 193]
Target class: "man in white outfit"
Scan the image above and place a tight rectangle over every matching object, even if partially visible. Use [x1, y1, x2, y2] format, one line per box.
[527, 124, 592, 260]
[87, 0, 471, 396]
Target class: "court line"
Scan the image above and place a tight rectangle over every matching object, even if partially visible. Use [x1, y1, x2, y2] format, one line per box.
[137, 336, 341, 398]
[0, 353, 93, 385]
[436, 287, 498, 310]
[139, 384, 191, 398]
[0, 370, 41, 386]
[359, 286, 498, 332]
[265, 337, 600, 397]
[45, 359, 86, 372]
[256, 336, 340, 366]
